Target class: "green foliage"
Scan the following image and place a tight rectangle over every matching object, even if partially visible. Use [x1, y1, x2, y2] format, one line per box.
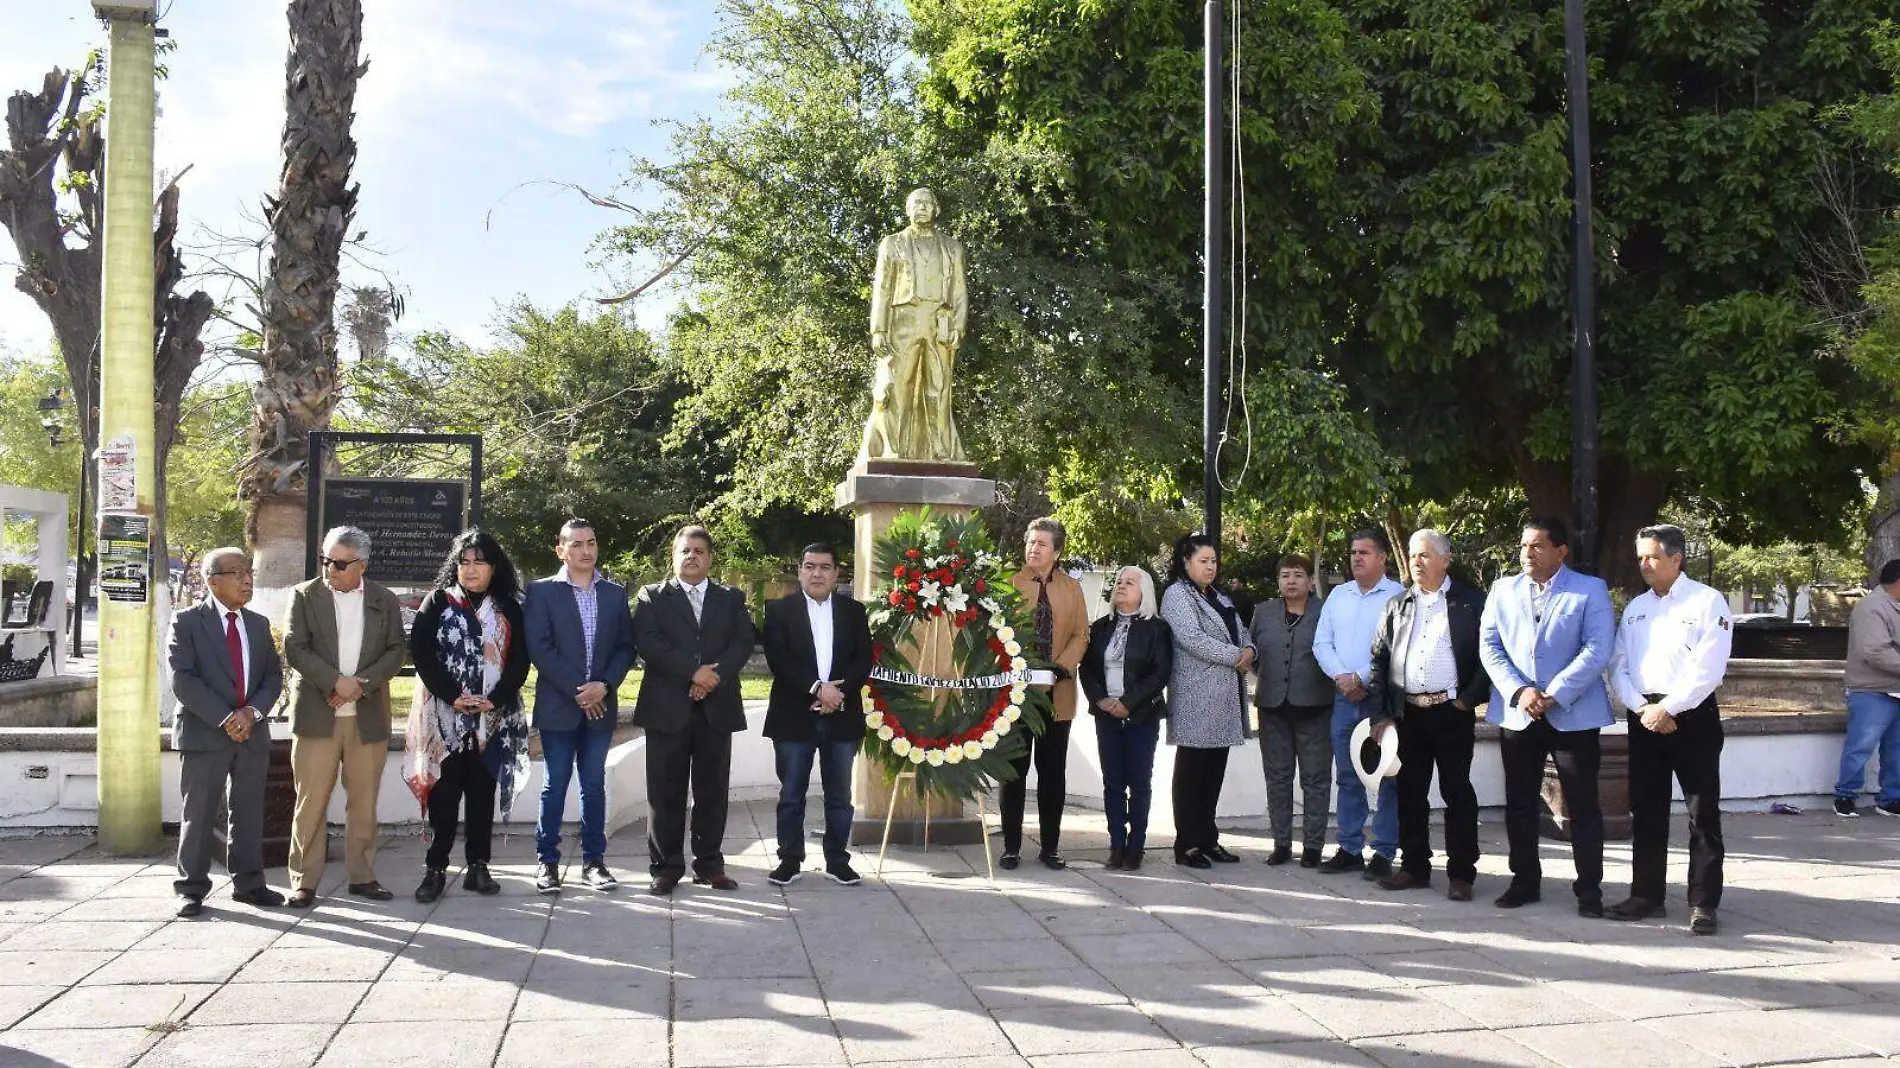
[163, 382, 249, 565]
[1712, 539, 1865, 620]
[0, 355, 81, 543]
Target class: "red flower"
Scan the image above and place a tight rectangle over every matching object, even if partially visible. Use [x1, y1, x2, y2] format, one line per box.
[904, 597, 918, 612]
[947, 538, 959, 549]
[906, 580, 920, 592]
[974, 579, 987, 593]
[888, 590, 904, 606]
[892, 564, 907, 578]
[905, 548, 922, 560]
[872, 642, 885, 662]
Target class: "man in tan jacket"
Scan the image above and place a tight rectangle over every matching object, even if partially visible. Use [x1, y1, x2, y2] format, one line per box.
[281, 526, 409, 905]
[1003, 517, 1090, 869]
[1836, 558, 1900, 819]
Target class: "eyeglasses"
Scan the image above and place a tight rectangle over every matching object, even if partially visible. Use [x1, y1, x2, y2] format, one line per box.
[318, 556, 361, 572]
[210, 569, 253, 579]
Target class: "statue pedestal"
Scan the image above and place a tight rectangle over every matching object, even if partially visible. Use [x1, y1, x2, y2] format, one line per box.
[837, 462, 997, 847]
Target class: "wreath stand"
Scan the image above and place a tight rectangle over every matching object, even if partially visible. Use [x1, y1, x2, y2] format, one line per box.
[874, 770, 995, 881]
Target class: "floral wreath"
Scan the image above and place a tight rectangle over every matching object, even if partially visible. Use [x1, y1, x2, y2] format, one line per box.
[862, 508, 1051, 800]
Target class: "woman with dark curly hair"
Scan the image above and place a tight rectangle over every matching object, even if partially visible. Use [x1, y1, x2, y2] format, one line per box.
[404, 529, 531, 902]
[1160, 532, 1255, 868]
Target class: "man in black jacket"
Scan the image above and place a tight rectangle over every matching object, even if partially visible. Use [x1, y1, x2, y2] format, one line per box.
[1367, 529, 1491, 901]
[634, 526, 756, 896]
[762, 543, 873, 887]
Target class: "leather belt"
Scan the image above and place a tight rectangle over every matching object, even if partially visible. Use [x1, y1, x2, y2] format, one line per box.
[1404, 691, 1451, 708]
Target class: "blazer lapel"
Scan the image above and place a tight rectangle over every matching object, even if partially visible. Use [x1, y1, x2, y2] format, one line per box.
[309, 581, 339, 662]
[788, 597, 819, 677]
[244, 609, 273, 699]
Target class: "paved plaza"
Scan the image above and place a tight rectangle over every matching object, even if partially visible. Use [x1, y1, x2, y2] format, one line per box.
[0, 803, 1897, 1068]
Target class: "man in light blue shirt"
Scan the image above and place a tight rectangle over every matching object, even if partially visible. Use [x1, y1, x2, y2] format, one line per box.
[1312, 527, 1405, 878]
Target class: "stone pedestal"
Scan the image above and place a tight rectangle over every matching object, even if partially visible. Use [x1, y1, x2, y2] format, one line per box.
[1540, 731, 1633, 841]
[837, 461, 997, 847]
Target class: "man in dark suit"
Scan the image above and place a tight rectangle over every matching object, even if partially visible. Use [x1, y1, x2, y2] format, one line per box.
[634, 525, 756, 895]
[1367, 529, 1491, 901]
[281, 526, 409, 907]
[762, 543, 873, 887]
[526, 518, 637, 894]
[167, 547, 285, 918]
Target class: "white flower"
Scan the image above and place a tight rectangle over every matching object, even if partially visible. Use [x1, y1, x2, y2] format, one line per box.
[919, 580, 943, 606]
[891, 737, 912, 757]
[990, 613, 1007, 629]
[877, 726, 895, 742]
[864, 712, 883, 729]
[926, 748, 945, 767]
[909, 747, 927, 764]
[869, 609, 891, 628]
[980, 731, 998, 749]
[1004, 706, 1022, 722]
[942, 586, 970, 613]
[980, 597, 1000, 614]
[1009, 688, 1026, 706]
[962, 740, 983, 760]
[1011, 658, 1027, 672]
[943, 746, 963, 765]
[996, 625, 1015, 643]
[994, 719, 1011, 736]
[1004, 640, 1022, 657]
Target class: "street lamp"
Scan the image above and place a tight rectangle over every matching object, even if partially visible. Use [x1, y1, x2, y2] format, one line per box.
[37, 389, 65, 448]
[35, 387, 89, 660]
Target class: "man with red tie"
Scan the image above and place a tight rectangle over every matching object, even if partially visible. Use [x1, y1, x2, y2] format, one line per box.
[167, 547, 285, 917]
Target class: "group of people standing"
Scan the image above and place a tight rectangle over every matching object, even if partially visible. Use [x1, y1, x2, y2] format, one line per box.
[168, 511, 1778, 939]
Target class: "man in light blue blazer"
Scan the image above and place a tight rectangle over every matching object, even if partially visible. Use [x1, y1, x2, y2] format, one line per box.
[1479, 518, 1615, 917]
[525, 519, 637, 894]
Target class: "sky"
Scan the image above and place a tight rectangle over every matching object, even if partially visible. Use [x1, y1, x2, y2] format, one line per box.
[0, 0, 728, 361]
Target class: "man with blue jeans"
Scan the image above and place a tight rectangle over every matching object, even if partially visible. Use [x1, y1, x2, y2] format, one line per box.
[763, 543, 874, 886]
[1837, 558, 1900, 819]
[1313, 528, 1404, 878]
[525, 519, 636, 892]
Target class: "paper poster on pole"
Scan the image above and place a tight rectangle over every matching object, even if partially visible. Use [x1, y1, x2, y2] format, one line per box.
[98, 434, 137, 511]
[97, 512, 151, 604]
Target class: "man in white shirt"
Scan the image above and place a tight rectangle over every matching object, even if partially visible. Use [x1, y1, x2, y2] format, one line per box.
[1607, 523, 1733, 934]
[1312, 528, 1405, 878]
[282, 526, 410, 907]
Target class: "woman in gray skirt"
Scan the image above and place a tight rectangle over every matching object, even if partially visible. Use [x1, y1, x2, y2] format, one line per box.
[1250, 553, 1335, 867]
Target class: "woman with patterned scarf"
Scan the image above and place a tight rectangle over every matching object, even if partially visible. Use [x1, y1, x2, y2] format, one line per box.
[405, 529, 531, 902]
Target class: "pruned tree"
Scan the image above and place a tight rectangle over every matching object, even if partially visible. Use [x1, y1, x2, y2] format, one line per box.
[241, 0, 366, 589]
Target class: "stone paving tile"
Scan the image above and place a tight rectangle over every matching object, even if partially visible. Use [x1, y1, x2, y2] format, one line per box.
[51, 895, 195, 923]
[676, 975, 827, 1020]
[673, 1015, 850, 1067]
[11, 982, 217, 1030]
[1772, 1004, 1900, 1057]
[1136, 991, 1335, 1047]
[1237, 954, 1406, 995]
[189, 980, 368, 1025]
[990, 1003, 1178, 1057]
[136, 918, 286, 953]
[835, 1005, 1016, 1063]
[233, 946, 396, 984]
[1065, 931, 1223, 970]
[937, 935, 1085, 974]
[0, 984, 61, 1029]
[383, 944, 536, 983]
[1279, 987, 1486, 1041]
[1642, 1007, 1881, 1065]
[510, 976, 670, 1020]
[1029, 1050, 1203, 1068]
[0, 1025, 160, 1068]
[0, 949, 114, 986]
[1416, 980, 1617, 1030]
[139, 1022, 339, 1068]
[1356, 1028, 1561, 1068]
[1191, 1039, 1383, 1068]
[1363, 947, 1525, 988]
[495, 1018, 670, 1068]
[79, 945, 260, 986]
[314, 1019, 505, 1068]
[1679, 963, 1878, 1010]
[0, 920, 161, 952]
[1547, 975, 1750, 1020]
[347, 976, 518, 1022]
[964, 967, 1128, 1009]
[1502, 1020, 1728, 1068]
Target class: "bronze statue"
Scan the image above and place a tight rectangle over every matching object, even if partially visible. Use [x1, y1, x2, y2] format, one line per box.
[861, 188, 967, 462]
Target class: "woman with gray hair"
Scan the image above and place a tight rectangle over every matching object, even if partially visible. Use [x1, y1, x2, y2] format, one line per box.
[1079, 566, 1173, 870]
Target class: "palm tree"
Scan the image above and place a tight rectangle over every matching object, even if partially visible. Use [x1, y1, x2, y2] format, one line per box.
[242, 0, 366, 590]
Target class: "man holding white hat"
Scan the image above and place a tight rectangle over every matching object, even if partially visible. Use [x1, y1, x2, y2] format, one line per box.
[1366, 530, 1491, 901]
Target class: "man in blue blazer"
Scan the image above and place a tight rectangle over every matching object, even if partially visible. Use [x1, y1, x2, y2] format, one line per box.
[1479, 518, 1615, 916]
[525, 519, 637, 893]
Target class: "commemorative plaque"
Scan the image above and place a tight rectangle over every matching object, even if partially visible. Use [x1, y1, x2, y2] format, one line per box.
[318, 478, 467, 585]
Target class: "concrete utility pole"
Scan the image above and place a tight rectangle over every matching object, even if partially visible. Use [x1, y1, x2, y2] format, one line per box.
[92, 0, 162, 854]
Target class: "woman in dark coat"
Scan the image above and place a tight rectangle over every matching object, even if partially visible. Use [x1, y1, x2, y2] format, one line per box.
[1080, 566, 1173, 871]
[405, 528, 530, 902]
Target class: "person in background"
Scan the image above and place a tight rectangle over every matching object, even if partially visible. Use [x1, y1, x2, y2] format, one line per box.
[1835, 558, 1900, 819]
[1079, 565, 1173, 871]
[1312, 528, 1404, 879]
[1251, 554, 1333, 868]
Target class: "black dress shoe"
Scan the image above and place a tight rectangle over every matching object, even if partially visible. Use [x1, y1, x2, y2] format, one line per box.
[286, 889, 316, 908]
[1105, 848, 1125, 870]
[692, 873, 740, 891]
[998, 853, 1020, 871]
[1494, 884, 1541, 909]
[1363, 854, 1394, 881]
[1318, 850, 1364, 875]
[1206, 844, 1240, 863]
[1265, 844, 1292, 866]
[348, 882, 394, 901]
[1578, 899, 1605, 919]
[414, 869, 447, 903]
[1605, 896, 1667, 921]
[1123, 849, 1144, 871]
[463, 862, 501, 896]
[1039, 853, 1066, 871]
[1176, 850, 1213, 870]
[648, 873, 681, 897]
[1300, 848, 1322, 869]
[232, 886, 285, 908]
[176, 896, 204, 918]
[1689, 907, 1718, 935]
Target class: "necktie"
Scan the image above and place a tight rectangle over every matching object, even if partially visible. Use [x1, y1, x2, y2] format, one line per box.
[225, 611, 247, 707]
[688, 584, 704, 624]
[1033, 576, 1053, 661]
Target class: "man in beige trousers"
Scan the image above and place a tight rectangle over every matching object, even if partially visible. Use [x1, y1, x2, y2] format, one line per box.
[282, 526, 409, 905]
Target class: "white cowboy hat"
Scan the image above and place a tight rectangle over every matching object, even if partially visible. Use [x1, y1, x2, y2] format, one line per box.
[1348, 718, 1402, 805]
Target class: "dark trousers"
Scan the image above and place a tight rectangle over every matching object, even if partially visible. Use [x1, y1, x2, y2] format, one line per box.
[1500, 720, 1603, 901]
[1629, 697, 1724, 908]
[426, 745, 496, 870]
[1098, 719, 1161, 851]
[1001, 717, 1073, 856]
[646, 710, 733, 879]
[1394, 704, 1479, 883]
[1258, 706, 1333, 852]
[774, 737, 857, 866]
[175, 742, 269, 898]
[1172, 744, 1231, 857]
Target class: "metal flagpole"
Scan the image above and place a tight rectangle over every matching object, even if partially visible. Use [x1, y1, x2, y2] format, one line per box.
[1203, 0, 1225, 545]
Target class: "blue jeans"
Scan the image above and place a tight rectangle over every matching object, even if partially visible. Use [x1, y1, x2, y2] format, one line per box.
[775, 738, 858, 866]
[536, 726, 612, 864]
[1331, 695, 1398, 857]
[1098, 718, 1161, 851]
[1837, 691, 1900, 805]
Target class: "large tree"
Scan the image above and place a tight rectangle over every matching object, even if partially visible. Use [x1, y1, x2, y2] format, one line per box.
[241, 0, 366, 589]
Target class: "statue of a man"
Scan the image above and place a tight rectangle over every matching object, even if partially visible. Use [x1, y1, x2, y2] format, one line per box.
[860, 187, 967, 462]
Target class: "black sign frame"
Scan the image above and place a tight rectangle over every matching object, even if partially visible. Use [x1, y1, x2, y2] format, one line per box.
[305, 431, 483, 585]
